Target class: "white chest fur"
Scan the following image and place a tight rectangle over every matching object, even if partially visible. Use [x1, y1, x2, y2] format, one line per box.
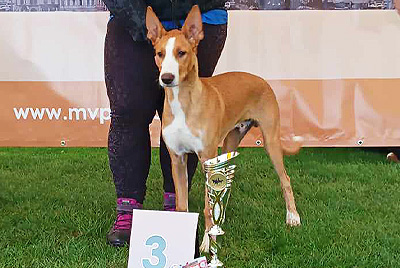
[162, 87, 204, 156]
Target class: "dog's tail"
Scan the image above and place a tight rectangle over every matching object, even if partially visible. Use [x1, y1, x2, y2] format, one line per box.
[199, 231, 210, 253]
[281, 136, 303, 156]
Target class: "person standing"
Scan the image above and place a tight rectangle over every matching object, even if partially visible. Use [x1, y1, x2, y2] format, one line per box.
[101, 0, 228, 247]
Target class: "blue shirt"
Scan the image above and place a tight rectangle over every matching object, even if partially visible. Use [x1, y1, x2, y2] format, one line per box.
[109, 9, 227, 31]
[161, 9, 228, 30]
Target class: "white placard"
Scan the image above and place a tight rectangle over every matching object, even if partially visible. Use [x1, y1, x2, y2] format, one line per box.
[128, 209, 199, 268]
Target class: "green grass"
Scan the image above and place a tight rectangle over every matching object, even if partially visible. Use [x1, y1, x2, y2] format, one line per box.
[0, 147, 399, 268]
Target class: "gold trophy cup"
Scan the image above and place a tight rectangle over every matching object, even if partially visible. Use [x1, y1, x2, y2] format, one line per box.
[201, 152, 239, 267]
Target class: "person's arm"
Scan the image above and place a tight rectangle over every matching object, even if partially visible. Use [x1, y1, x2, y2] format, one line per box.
[395, 0, 399, 14]
[102, 0, 147, 41]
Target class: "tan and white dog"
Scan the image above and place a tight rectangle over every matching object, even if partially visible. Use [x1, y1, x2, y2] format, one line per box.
[146, 5, 302, 250]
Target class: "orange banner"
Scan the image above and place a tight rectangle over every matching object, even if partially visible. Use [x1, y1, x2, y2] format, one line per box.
[2, 79, 400, 147]
[1, 11, 399, 147]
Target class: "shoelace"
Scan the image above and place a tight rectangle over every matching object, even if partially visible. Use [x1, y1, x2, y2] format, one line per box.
[164, 204, 176, 211]
[114, 211, 132, 230]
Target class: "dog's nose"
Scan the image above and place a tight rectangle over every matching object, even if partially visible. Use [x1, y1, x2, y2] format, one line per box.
[161, 73, 175, 85]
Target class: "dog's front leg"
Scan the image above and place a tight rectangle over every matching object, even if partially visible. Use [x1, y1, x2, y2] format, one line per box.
[199, 151, 218, 232]
[198, 150, 218, 253]
[170, 153, 189, 212]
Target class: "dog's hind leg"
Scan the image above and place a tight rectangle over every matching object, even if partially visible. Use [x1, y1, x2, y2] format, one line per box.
[256, 103, 301, 226]
[221, 120, 255, 154]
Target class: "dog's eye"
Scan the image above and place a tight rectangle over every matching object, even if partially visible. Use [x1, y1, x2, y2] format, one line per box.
[157, 52, 163, 58]
[178, 51, 186, 57]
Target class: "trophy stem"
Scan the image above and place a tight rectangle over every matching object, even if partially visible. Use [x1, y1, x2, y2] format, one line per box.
[209, 238, 223, 267]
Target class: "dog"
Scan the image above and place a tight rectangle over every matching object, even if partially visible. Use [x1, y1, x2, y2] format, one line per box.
[146, 5, 302, 252]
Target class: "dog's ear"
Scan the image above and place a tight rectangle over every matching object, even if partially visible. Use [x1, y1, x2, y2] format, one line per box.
[146, 6, 166, 45]
[182, 5, 204, 47]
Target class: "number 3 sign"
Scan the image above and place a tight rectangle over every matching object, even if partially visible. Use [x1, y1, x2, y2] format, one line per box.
[128, 210, 199, 268]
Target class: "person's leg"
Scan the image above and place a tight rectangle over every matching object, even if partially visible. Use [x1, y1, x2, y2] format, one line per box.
[197, 23, 228, 78]
[159, 23, 228, 211]
[105, 17, 161, 246]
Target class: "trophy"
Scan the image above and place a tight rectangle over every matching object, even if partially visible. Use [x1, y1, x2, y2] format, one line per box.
[201, 152, 239, 268]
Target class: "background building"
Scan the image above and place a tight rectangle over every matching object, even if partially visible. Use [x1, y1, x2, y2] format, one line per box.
[0, 0, 106, 11]
[0, 0, 394, 12]
[225, 0, 393, 9]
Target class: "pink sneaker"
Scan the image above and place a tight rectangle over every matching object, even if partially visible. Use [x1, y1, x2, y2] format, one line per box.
[164, 192, 176, 211]
[106, 198, 142, 247]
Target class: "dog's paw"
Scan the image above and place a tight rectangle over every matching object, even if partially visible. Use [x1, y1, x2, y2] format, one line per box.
[286, 210, 301, 226]
[387, 152, 400, 163]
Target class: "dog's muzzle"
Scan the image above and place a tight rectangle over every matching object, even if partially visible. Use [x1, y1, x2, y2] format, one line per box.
[160, 73, 175, 86]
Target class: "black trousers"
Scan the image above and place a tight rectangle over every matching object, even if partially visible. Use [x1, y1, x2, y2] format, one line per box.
[104, 18, 227, 203]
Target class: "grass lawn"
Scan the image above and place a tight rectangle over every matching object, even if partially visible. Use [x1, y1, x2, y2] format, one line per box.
[0, 147, 399, 268]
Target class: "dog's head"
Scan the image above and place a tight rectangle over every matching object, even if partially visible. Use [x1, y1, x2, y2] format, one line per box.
[146, 5, 204, 88]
